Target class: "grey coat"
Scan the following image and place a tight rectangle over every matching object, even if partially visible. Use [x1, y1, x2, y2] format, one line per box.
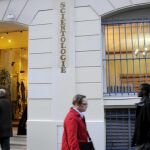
[0, 97, 12, 138]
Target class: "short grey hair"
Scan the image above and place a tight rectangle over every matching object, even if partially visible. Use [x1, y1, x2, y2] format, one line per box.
[0, 89, 6, 97]
[72, 94, 86, 105]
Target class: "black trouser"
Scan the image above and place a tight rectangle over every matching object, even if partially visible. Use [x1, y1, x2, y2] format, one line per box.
[0, 137, 10, 150]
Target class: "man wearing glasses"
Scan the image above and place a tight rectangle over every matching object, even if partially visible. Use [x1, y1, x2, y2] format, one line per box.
[61, 94, 94, 150]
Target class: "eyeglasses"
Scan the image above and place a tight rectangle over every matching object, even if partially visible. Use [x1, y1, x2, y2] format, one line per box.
[80, 102, 88, 106]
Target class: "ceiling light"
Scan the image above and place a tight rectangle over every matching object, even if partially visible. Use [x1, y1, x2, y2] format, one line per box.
[135, 49, 139, 55]
[143, 51, 146, 56]
[144, 47, 148, 51]
[8, 39, 11, 43]
[7, 13, 15, 20]
[0, 36, 4, 39]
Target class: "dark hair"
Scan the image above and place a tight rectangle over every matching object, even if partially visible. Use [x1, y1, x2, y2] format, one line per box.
[72, 94, 86, 105]
[140, 83, 150, 96]
[141, 83, 150, 93]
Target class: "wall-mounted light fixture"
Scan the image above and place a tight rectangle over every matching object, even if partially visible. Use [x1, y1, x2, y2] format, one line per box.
[7, 13, 15, 20]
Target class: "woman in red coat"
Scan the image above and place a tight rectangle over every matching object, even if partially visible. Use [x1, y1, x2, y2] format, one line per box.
[61, 94, 91, 150]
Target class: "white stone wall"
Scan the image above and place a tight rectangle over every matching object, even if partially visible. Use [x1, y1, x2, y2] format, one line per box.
[26, 1, 148, 149]
[0, 0, 149, 150]
[75, 6, 105, 150]
[28, 0, 76, 150]
[28, 3, 105, 150]
[28, 9, 55, 150]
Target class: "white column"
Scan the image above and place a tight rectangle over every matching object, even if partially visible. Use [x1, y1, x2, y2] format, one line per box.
[28, 8, 56, 150]
[51, 0, 75, 149]
[75, 6, 105, 150]
[28, 0, 75, 150]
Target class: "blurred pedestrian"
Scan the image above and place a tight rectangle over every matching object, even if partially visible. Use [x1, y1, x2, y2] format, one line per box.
[132, 83, 150, 150]
[0, 89, 12, 150]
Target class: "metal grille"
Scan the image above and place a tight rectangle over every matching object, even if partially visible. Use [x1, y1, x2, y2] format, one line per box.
[105, 108, 135, 150]
[102, 19, 150, 96]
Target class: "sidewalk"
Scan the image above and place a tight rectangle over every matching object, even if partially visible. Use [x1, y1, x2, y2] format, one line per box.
[0, 127, 27, 150]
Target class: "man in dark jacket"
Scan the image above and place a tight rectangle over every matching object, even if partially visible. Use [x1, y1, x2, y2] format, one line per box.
[0, 89, 12, 150]
[132, 83, 150, 150]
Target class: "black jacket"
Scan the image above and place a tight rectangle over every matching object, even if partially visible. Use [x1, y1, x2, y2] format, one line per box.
[0, 97, 12, 138]
[132, 96, 150, 146]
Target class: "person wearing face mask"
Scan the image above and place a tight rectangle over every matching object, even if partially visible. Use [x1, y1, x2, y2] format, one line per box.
[132, 83, 150, 150]
[61, 94, 95, 150]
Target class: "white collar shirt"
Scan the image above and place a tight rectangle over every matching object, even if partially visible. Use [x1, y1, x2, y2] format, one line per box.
[73, 107, 84, 118]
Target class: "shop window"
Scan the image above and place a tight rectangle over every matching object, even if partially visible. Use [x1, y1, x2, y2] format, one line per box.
[105, 108, 135, 150]
[103, 19, 150, 96]
[0, 29, 28, 120]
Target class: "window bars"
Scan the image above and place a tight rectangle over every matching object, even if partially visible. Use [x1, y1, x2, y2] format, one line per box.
[105, 108, 135, 150]
[102, 19, 150, 96]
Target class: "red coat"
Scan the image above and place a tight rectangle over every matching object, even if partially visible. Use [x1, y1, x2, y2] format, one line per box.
[61, 108, 89, 150]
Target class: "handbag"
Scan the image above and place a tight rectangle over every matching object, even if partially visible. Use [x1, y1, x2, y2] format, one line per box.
[79, 141, 95, 150]
[79, 116, 95, 150]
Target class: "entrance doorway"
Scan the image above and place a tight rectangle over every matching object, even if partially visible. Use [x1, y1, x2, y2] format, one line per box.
[0, 21, 28, 132]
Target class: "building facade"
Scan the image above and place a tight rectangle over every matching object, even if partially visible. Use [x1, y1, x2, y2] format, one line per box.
[0, 0, 150, 150]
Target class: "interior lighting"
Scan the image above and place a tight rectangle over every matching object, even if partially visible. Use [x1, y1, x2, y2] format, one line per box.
[143, 51, 146, 56]
[0, 36, 4, 39]
[144, 47, 148, 51]
[8, 39, 12, 43]
[135, 49, 139, 55]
